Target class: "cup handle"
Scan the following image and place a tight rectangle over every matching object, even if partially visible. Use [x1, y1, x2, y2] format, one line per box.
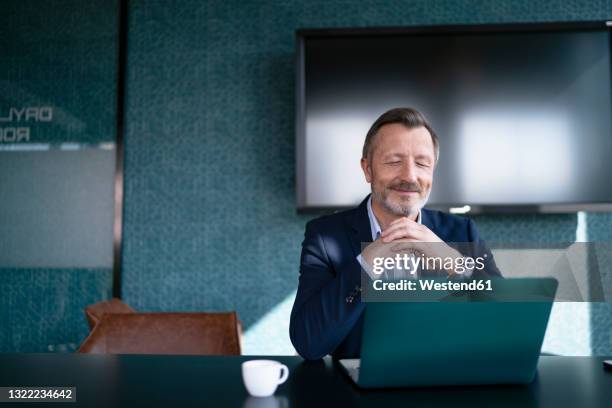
[277, 364, 289, 384]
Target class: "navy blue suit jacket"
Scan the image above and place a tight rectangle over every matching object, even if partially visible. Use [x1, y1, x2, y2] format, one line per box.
[289, 195, 500, 360]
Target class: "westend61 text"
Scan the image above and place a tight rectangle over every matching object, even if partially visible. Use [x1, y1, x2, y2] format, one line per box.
[372, 279, 493, 292]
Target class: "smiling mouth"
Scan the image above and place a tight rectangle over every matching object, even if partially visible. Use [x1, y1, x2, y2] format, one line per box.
[392, 188, 420, 195]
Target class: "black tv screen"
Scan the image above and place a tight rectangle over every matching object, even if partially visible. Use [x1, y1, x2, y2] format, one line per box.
[296, 22, 612, 213]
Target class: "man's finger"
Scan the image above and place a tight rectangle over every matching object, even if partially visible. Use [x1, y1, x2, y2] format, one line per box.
[382, 227, 424, 243]
[390, 241, 418, 252]
[382, 220, 418, 238]
[388, 217, 417, 227]
[383, 219, 429, 238]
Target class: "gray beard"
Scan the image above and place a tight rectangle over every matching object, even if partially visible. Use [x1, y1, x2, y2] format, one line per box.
[371, 187, 430, 218]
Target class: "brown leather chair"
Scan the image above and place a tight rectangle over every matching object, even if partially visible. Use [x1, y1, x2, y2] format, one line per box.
[78, 312, 242, 355]
[85, 298, 136, 330]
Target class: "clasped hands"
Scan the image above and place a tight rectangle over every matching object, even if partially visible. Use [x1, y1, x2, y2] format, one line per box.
[361, 217, 465, 277]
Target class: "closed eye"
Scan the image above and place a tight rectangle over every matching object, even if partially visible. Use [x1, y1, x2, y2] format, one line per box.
[385, 161, 401, 165]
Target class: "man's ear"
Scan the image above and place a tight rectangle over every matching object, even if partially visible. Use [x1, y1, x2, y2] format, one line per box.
[361, 157, 372, 183]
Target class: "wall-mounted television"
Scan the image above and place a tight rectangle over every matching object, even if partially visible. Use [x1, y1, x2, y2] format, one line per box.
[296, 22, 612, 213]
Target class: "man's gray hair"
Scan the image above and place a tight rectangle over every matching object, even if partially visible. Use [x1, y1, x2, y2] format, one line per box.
[362, 107, 439, 163]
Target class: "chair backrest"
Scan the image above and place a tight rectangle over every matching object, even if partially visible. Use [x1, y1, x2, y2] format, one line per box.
[78, 312, 242, 355]
[85, 298, 136, 330]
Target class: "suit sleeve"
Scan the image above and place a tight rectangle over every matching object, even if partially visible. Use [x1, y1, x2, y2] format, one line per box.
[466, 219, 502, 278]
[289, 220, 365, 360]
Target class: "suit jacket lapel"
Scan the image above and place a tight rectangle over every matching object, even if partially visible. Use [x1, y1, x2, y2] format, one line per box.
[420, 208, 432, 230]
[347, 195, 373, 257]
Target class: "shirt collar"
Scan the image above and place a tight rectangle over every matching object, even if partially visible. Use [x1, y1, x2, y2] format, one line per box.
[366, 196, 421, 241]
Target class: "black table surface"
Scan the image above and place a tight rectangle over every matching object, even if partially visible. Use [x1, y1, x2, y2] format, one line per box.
[0, 354, 611, 407]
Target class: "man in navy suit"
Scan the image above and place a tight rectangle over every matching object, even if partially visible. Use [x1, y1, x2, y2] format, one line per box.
[289, 107, 501, 360]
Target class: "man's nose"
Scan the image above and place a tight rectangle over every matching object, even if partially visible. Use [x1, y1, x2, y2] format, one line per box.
[399, 161, 418, 183]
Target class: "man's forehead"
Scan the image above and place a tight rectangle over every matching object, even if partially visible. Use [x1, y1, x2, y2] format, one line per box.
[373, 125, 434, 154]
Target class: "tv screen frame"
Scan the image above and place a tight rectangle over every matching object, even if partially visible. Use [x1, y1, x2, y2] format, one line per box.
[295, 21, 612, 214]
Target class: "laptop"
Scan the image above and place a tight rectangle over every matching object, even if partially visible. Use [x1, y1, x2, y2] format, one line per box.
[339, 277, 558, 388]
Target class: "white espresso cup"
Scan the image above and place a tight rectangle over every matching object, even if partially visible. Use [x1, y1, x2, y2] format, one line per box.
[242, 360, 289, 397]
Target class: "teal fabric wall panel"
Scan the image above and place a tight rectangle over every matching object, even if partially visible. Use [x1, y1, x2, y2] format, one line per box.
[123, 0, 612, 354]
[0, 0, 119, 352]
[1, 0, 118, 144]
[585, 213, 612, 355]
[0, 269, 113, 352]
